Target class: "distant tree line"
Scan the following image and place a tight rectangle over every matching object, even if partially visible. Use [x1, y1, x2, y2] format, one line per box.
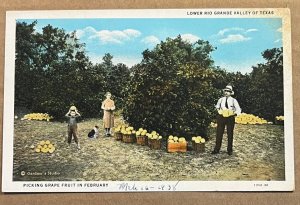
[15, 21, 283, 137]
[15, 21, 130, 118]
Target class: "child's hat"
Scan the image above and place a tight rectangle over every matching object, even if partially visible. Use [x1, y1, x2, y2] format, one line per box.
[70, 105, 77, 111]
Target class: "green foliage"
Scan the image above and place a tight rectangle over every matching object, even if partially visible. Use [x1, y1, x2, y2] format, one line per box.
[211, 48, 283, 121]
[15, 21, 284, 126]
[123, 36, 218, 139]
[211, 68, 252, 113]
[228, 72, 252, 113]
[246, 48, 283, 120]
[15, 21, 130, 119]
[15, 21, 39, 108]
[100, 54, 131, 109]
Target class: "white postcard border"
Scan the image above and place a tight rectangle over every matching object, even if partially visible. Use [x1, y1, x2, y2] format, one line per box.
[2, 8, 294, 192]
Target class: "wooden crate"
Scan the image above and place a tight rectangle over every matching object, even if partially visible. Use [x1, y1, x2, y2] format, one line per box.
[136, 135, 148, 146]
[178, 141, 187, 152]
[168, 142, 179, 153]
[167, 142, 187, 153]
[114, 132, 123, 141]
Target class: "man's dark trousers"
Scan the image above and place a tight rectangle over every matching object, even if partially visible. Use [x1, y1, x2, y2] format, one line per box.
[214, 115, 235, 153]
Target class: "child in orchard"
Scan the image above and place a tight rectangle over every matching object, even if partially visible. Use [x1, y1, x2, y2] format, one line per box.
[65, 105, 81, 149]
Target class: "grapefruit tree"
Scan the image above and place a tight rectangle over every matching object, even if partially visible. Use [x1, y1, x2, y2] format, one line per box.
[123, 36, 219, 139]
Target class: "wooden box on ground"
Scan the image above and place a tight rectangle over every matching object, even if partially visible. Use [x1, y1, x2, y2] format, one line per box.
[122, 134, 136, 143]
[148, 139, 162, 150]
[136, 136, 148, 146]
[167, 142, 187, 153]
[114, 132, 123, 141]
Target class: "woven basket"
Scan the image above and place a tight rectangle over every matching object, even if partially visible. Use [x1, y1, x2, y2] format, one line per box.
[114, 132, 123, 141]
[136, 135, 148, 146]
[148, 139, 162, 150]
[122, 134, 135, 143]
[194, 143, 205, 153]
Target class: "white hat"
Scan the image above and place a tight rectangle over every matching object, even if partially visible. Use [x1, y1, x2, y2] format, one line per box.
[223, 85, 234, 95]
[70, 105, 77, 111]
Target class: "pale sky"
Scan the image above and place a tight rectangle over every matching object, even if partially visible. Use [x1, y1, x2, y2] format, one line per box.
[20, 18, 282, 74]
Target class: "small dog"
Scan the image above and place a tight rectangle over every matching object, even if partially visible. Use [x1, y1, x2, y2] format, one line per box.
[88, 125, 99, 139]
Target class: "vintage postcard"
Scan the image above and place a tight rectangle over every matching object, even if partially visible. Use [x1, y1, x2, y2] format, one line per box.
[2, 8, 293, 192]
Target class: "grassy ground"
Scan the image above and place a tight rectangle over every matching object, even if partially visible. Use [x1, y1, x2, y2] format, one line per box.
[13, 117, 285, 181]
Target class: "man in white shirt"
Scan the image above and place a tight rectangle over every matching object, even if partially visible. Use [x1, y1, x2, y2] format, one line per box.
[211, 85, 241, 155]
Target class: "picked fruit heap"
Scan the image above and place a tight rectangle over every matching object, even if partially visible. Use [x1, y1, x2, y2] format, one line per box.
[218, 109, 235, 117]
[235, 113, 268, 125]
[168, 136, 186, 143]
[168, 135, 187, 153]
[147, 131, 162, 149]
[114, 125, 125, 140]
[22, 113, 53, 121]
[115, 125, 135, 135]
[135, 128, 148, 145]
[120, 126, 135, 135]
[146, 131, 162, 140]
[276, 116, 284, 121]
[275, 115, 284, 125]
[192, 136, 206, 144]
[119, 125, 136, 143]
[32, 140, 56, 154]
[114, 125, 123, 133]
[192, 136, 206, 152]
[135, 128, 147, 136]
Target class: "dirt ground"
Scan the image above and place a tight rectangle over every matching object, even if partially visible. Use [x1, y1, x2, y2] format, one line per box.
[12, 117, 285, 181]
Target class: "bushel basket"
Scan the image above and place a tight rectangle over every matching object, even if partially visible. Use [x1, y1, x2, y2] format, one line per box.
[148, 139, 162, 150]
[114, 132, 123, 141]
[122, 134, 136, 143]
[136, 135, 148, 146]
[193, 142, 205, 153]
